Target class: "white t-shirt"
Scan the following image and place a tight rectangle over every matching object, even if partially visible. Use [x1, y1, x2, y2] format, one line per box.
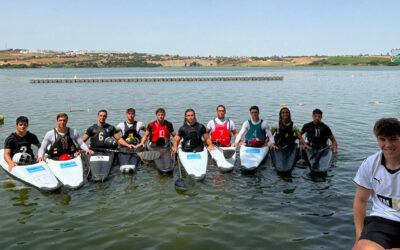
[206, 118, 236, 132]
[353, 151, 400, 222]
[235, 119, 275, 145]
[117, 121, 144, 136]
[38, 128, 89, 156]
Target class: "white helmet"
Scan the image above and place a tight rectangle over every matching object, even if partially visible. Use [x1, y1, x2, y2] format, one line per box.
[12, 153, 33, 165]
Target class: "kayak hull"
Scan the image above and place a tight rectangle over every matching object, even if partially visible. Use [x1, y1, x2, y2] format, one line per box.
[0, 149, 61, 192]
[178, 146, 208, 181]
[47, 155, 84, 189]
[239, 146, 269, 172]
[271, 144, 299, 174]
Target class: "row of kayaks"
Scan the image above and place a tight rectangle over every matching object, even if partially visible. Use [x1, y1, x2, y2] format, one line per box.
[0, 145, 334, 192]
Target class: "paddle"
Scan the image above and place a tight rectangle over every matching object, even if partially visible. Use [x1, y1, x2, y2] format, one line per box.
[90, 147, 160, 161]
[174, 153, 188, 191]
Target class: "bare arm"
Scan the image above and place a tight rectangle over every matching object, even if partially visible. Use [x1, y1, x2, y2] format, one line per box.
[114, 133, 134, 148]
[329, 135, 338, 153]
[203, 133, 215, 150]
[353, 185, 370, 248]
[172, 135, 182, 155]
[4, 148, 15, 170]
[137, 130, 150, 147]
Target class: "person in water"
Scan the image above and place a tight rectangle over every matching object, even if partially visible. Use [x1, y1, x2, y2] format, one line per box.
[115, 108, 144, 168]
[37, 113, 93, 161]
[301, 108, 338, 153]
[82, 109, 134, 150]
[138, 107, 176, 148]
[352, 118, 400, 250]
[234, 106, 274, 147]
[172, 108, 214, 154]
[206, 104, 238, 147]
[270, 107, 309, 150]
[3, 116, 41, 170]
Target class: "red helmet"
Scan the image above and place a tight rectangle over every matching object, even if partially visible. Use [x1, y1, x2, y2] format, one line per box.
[248, 138, 263, 147]
[59, 153, 72, 161]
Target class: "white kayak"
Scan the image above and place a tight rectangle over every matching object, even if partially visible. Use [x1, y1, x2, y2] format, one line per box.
[178, 146, 208, 181]
[46, 155, 84, 189]
[239, 145, 269, 172]
[0, 149, 61, 192]
[209, 146, 236, 172]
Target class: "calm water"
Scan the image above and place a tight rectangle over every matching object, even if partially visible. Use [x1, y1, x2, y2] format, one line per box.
[0, 67, 399, 249]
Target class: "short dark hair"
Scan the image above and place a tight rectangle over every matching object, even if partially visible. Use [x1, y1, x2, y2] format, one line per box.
[98, 109, 108, 116]
[126, 108, 136, 114]
[216, 105, 226, 111]
[16, 116, 29, 125]
[249, 106, 259, 112]
[56, 112, 68, 120]
[373, 118, 400, 137]
[155, 107, 165, 114]
[312, 109, 323, 115]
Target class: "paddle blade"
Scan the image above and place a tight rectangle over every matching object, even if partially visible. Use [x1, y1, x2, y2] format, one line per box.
[137, 151, 161, 161]
[174, 178, 188, 191]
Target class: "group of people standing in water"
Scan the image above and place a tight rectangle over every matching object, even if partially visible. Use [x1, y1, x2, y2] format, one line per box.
[4, 105, 338, 170]
[4, 106, 400, 249]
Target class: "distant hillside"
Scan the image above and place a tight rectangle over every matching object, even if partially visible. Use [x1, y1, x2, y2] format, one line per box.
[0, 49, 395, 68]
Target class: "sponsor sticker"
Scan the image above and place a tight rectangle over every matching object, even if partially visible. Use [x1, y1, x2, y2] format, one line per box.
[90, 156, 110, 162]
[60, 162, 78, 169]
[187, 154, 201, 160]
[26, 165, 46, 173]
[246, 148, 261, 153]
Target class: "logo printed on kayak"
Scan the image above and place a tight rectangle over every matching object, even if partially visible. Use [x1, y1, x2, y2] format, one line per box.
[60, 161, 78, 168]
[246, 148, 261, 153]
[187, 154, 201, 160]
[26, 165, 46, 173]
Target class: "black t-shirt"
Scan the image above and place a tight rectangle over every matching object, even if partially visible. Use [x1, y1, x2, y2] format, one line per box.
[301, 121, 333, 148]
[4, 131, 40, 158]
[85, 123, 117, 148]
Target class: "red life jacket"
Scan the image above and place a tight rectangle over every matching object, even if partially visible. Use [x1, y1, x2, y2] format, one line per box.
[211, 119, 231, 147]
[150, 121, 170, 143]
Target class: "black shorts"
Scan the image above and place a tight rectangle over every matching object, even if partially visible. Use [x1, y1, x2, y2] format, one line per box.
[360, 216, 400, 249]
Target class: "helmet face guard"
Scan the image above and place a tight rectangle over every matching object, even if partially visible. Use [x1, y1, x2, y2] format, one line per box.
[12, 153, 33, 165]
[104, 137, 118, 149]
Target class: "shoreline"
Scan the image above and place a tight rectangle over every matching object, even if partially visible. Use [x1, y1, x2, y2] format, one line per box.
[0, 49, 396, 68]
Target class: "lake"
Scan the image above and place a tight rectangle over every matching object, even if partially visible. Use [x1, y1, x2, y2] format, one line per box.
[0, 67, 399, 249]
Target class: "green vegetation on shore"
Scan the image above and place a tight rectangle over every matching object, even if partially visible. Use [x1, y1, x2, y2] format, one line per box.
[0, 49, 396, 68]
[309, 56, 396, 66]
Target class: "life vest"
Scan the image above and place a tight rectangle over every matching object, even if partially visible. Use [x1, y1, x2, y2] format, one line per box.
[149, 121, 170, 146]
[90, 124, 114, 148]
[305, 123, 329, 149]
[211, 119, 231, 147]
[122, 121, 141, 145]
[182, 123, 203, 152]
[245, 120, 266, 144]
[274, 122, 296, 147]
[49, 128, 76, 158]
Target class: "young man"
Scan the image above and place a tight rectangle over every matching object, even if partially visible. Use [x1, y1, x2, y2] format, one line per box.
[234, 106, 274, 147]
[37, 113, 93, 161]
[352, 118, 400, 250]
[172, 108, 214, 154]
[116, 108, 144, 170]
[301, 108, 337, 153]
[137, 107, 175, 148]
[206, 105, 238, 147]
[3, 116, 41, 170]
[82, 109, 134, 150]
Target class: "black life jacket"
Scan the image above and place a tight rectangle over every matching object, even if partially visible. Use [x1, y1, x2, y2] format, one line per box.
[122, 121, 141, 145]
[10, 132, 35, 159]
[182, 123, 203, 152]
[274, 122, 297, 147]
[48, 128, 77, 158]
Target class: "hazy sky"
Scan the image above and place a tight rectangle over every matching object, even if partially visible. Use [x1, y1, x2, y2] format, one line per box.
[1, 0, 398, 56]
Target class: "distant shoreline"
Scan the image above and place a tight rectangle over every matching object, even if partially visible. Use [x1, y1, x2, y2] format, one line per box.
[0, 49, 397, 68]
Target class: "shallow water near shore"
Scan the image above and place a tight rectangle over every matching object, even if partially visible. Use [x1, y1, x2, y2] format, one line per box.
[0, 67, 399, 249]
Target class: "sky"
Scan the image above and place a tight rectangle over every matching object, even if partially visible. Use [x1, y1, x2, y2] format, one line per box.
[1, 0, 399, 56]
